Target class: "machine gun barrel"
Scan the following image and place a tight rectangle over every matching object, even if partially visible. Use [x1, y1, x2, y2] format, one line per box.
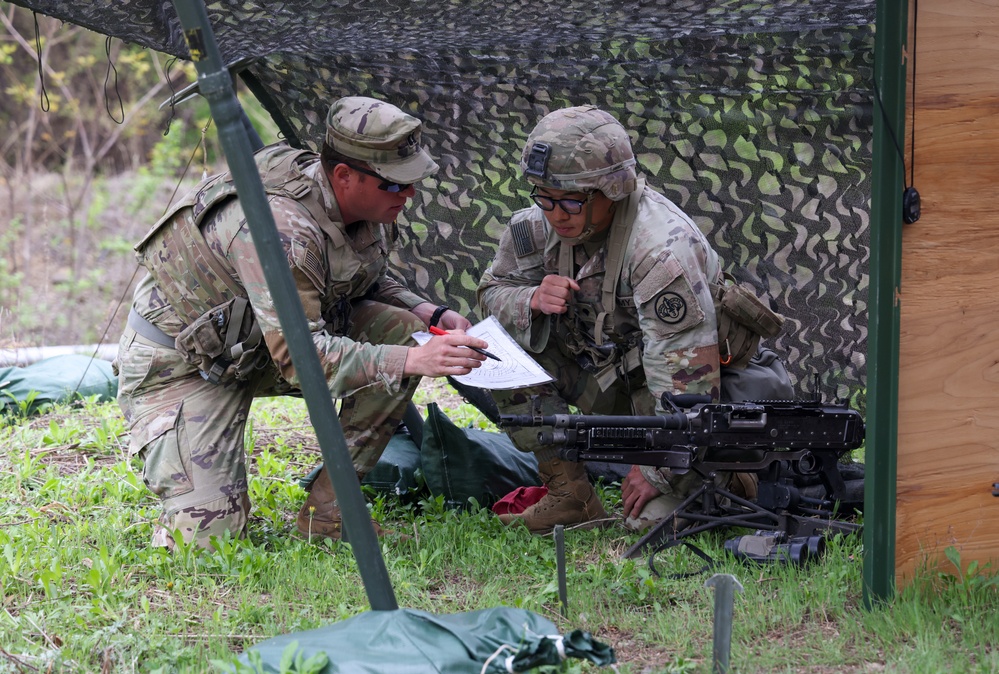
[499, 412, 697, 470]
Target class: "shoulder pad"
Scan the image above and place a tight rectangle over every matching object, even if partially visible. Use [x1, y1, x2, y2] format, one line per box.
[256, 143, 318, 198]
[133, 174, 223, 254]
[192, 174, 237, 224]
[134, 144, 321, 256]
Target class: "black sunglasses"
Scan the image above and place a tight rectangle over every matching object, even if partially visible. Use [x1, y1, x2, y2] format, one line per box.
[530, 186, 594, 215]
[342, 162, 411, 193]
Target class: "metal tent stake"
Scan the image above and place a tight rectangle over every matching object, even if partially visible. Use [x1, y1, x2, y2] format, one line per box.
[704, 573, 743, 674]
[554, 524, 568, 617]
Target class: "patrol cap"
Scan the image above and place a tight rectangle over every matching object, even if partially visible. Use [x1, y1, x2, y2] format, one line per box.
[325, 96, 439, 184]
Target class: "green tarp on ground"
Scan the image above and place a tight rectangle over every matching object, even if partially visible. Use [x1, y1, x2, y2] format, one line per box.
[0, 354, 117, 416]
[237, 607, 615, 673]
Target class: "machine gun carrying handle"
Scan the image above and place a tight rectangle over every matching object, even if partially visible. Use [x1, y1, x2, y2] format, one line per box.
[727, 415, 768, 429]
[727, 406, 769, 430]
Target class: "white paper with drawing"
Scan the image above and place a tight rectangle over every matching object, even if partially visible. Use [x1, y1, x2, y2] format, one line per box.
[412, 315, 554, 389]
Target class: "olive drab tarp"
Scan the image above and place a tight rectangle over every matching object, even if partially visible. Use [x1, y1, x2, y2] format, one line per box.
[238, 607, 615, 673]
[7, 0, 874, 400]
[0, 355, 117, 417]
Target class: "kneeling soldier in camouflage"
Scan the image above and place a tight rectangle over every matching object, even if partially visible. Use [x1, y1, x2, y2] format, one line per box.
[116, 96, 487, 549]
[478, 106, 772, 534]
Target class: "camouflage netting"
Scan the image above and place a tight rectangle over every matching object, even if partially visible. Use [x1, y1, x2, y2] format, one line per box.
[11, 0, 875, 399]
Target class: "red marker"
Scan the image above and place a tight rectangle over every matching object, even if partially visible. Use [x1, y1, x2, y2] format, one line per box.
[428, 325, 501, 361]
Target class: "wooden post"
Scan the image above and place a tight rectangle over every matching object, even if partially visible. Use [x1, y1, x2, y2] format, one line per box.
[896, 0, 999, 583]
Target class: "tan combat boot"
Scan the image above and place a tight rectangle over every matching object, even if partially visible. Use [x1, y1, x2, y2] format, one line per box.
[295, 467, 385, 541]
[728, 471, 759, 501]
[498, 453, 610, 534]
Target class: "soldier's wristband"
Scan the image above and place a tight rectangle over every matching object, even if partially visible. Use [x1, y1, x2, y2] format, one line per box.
[429, 305, 450, 328]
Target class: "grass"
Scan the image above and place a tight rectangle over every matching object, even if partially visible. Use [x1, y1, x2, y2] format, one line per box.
[0, 383, 997, 674]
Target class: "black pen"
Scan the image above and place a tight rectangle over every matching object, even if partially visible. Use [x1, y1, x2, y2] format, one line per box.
[428, 326, 502, 361]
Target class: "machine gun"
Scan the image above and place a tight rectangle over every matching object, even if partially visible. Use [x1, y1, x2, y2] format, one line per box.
[499, 393, 865, 572]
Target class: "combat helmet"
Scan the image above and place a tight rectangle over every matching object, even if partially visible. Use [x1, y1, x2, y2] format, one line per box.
[520, 106, 637, 201]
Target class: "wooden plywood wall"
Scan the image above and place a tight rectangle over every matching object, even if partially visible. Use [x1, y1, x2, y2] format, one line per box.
[896, 0, 999, 582]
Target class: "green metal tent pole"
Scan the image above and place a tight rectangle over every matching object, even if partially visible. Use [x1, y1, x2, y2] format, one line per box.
[169, 0, 398, 611]
[865, 0, 909, 605]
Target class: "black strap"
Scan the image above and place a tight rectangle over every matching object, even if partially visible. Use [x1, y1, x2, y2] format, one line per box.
[429, 305, 449, 328]
[127, 308, 177, 348]
[648, 538, 717, 580]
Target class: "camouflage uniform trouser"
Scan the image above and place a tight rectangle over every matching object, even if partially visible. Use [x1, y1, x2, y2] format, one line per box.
[115, 300, 421, 548]
[491, 339, 719, 500]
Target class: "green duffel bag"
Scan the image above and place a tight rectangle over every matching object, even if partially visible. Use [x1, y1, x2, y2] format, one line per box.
[421, 403, 541, 509]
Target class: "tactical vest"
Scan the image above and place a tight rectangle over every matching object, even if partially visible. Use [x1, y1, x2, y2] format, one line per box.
[133, 143, 328, 384]
[135, 143, 324, 319]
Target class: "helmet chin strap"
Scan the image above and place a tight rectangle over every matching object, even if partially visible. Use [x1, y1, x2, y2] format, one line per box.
[556, 198, 616, 245]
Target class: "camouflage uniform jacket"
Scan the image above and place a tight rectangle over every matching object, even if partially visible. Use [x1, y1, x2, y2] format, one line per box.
[478, 184, 724, 410]
[132, 142, 428, 399]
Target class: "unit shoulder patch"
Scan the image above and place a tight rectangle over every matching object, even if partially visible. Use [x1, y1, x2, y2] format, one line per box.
[654, 291, 688, 324]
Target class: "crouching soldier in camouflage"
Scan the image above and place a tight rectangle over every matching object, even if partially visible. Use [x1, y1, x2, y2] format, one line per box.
[478, 105, 779, 534]
[115, 96, 488, 549]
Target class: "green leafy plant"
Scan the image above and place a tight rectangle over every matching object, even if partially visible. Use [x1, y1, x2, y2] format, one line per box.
[943, 545, 999, 604]
[2, 388, 46, 420]
[211, 641, 329, 674]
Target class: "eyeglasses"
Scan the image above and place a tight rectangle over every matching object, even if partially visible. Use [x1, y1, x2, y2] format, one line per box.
[342, 162, 412, 193]
[530, 186, 594, 215]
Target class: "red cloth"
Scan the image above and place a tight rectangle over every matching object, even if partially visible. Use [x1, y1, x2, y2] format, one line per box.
[491, 486, 548, 515]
